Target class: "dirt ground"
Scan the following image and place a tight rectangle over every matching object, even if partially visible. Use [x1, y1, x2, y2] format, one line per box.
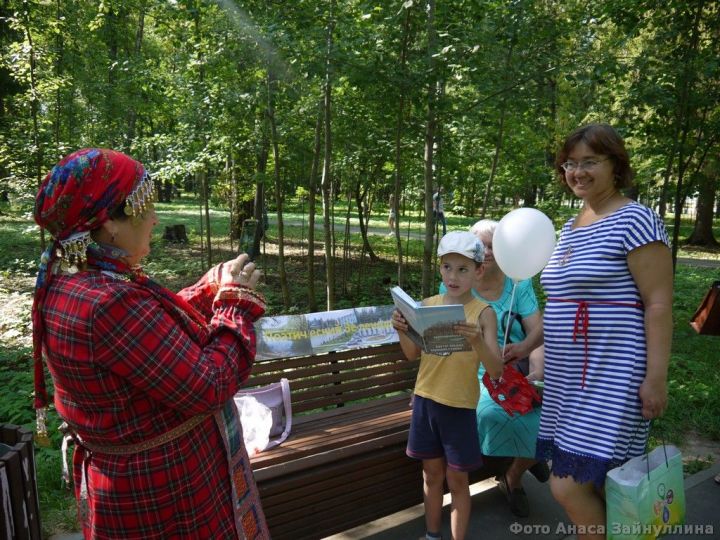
[0, 274, 34, 349]
[681, 432, 720, 470]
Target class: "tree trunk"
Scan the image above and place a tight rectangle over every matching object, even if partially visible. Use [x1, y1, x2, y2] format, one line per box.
[22, 0, 45, 250]
[268, 71, 290, 309]
[125, 6, 145, 146]
[321, 0, 336, 311]
[686, 158, 719, 246]
[354, 177, 378, 262]
[252, 130, 269, 259]
[392, 5, 412, 287]
[201, 169, 212, 268]
[481, 101, 507, 218]
[481, 40, 514, 218]
[53, 0, 64, 157]
[421, 0, 437, 298]
[228, 152, 236, 251]
[341, 188, 353, 295]
[670, 0, 705, 271]
[658, 138, 678, 218]
[307, 104, 322, 312]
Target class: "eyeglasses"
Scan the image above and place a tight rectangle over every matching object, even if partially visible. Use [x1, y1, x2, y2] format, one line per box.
[560, 157, 609, 173]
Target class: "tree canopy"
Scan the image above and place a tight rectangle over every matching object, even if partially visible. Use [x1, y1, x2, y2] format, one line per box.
[2, 0, 719, 296]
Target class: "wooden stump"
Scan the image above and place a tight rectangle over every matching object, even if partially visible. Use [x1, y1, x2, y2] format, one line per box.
[162, 224, 188, 244]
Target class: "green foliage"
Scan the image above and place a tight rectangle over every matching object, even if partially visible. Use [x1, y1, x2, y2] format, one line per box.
[0, 348, 34, 423]
[661, 265, 720, 443]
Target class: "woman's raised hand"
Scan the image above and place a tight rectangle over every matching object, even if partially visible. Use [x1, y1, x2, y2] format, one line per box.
[220, 253, 261, 289]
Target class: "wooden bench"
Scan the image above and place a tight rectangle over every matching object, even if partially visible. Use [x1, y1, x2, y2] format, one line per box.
[247, 342, 510, 540]
[1, 424, 42, 540]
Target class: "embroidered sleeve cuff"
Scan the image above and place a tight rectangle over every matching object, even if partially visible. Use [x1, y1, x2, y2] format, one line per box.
[213, 285, 266, 320]
[177, 263, 223, 319]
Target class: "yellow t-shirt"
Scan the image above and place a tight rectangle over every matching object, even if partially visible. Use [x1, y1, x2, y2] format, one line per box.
[413, 295, 489, 409]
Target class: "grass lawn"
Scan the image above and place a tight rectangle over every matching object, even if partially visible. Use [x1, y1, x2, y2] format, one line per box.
[1, 196, 719, 537]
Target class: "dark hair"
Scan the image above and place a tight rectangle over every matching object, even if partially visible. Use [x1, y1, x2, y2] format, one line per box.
[109, 202, 131, 221]
[555, 123, 634, 190]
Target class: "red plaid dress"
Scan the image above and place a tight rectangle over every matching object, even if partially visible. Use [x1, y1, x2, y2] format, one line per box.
[41, 268, 267, 539]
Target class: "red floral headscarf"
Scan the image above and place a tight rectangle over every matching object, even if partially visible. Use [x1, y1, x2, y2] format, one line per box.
[33, 148, 147, 408]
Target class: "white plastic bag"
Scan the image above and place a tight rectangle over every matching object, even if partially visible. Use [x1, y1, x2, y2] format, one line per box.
[234, 395, 272, 456]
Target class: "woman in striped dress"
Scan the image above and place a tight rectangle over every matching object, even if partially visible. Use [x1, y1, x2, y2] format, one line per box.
[537, 124, 672, 539]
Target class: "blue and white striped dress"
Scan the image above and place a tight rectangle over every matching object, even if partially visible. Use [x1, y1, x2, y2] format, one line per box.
[536, 201, 669, 487]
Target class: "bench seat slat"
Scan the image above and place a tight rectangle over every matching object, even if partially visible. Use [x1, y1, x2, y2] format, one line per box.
[252, 406, 412, 471]
[291, 381, 416, 413]
[254, 429, 409, 482]
[290, 393, 410, 426]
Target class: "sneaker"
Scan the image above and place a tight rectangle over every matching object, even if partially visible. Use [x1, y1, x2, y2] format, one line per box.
[497, 473, 530, 517]
[528, 461, 550, 483]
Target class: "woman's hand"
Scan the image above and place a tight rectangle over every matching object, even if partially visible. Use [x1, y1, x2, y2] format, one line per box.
[638, 376, 667, 420]
[220, 253, 261, 289]
[391, 309, 409, 333]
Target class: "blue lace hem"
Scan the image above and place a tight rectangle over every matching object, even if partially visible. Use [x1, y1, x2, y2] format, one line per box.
[536, 438, 627, 489]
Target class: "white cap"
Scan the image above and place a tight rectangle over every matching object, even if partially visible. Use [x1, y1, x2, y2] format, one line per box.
[437, 231, 485, 263]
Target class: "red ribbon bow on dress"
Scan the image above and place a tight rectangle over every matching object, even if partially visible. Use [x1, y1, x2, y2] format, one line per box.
[548, 298, 642, 390]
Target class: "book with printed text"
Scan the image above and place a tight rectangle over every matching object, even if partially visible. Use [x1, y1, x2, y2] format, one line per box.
[390, 286, 470, 356]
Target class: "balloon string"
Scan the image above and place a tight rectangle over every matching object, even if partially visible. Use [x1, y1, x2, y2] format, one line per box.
[501, 280, 518, 360]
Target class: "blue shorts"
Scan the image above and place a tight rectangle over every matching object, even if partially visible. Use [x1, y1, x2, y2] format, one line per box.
[407, 394, 484, 472]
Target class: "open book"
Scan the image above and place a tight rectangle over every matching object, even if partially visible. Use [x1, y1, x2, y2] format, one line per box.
[390, 286, 470, 356]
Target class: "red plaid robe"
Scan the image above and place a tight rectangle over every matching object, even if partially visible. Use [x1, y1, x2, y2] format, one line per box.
[41, 269, 266, 539]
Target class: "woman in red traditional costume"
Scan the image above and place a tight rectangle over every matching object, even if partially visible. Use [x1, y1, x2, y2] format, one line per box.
[32, 148, 269, 539]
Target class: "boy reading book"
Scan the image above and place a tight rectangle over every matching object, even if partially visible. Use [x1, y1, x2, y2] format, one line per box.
[390, 231, 503, 540]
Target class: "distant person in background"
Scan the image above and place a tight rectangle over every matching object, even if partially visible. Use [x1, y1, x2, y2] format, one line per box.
[539, 124, 672, 539]
[433, 186, 447, 236]
[392, 231, 503, 540]
[32, 148, 269, 539]
[388, 193, 396, 235]
[439, 219, 548, 517]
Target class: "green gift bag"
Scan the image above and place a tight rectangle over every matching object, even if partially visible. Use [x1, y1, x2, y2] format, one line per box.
[606, 445, 685, 540]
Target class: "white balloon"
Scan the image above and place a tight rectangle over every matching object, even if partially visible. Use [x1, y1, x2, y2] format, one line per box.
[492, 208, 556, 281]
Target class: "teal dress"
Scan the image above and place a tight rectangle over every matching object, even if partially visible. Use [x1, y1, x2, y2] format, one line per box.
[440, 277, 541, 458]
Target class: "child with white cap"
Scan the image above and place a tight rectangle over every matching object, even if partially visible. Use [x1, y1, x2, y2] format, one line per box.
[391, 230, 503, 540]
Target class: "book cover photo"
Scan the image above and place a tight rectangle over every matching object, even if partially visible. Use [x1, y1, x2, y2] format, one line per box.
[390, 286, 470, 356]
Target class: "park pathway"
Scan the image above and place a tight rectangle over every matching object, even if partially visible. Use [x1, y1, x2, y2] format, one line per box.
[277, 216, 720, 269]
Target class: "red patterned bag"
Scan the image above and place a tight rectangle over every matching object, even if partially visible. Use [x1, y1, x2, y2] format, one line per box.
[482, 365, 541, 417]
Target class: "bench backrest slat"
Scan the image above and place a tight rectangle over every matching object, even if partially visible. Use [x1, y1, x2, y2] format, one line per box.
[245, 343, 419, 414]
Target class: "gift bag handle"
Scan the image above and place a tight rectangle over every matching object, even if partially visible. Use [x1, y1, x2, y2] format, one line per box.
[628, 420, 670, 480]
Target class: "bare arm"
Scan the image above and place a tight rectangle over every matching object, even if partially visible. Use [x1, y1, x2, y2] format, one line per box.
[502, 310, 544, 363]
[454, 306, 503, 379]
[628, 241, 673, 420]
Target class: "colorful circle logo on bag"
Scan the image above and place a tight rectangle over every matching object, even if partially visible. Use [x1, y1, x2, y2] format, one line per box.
[663, 505, 670, 523]
[656, 482, 666, 498]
